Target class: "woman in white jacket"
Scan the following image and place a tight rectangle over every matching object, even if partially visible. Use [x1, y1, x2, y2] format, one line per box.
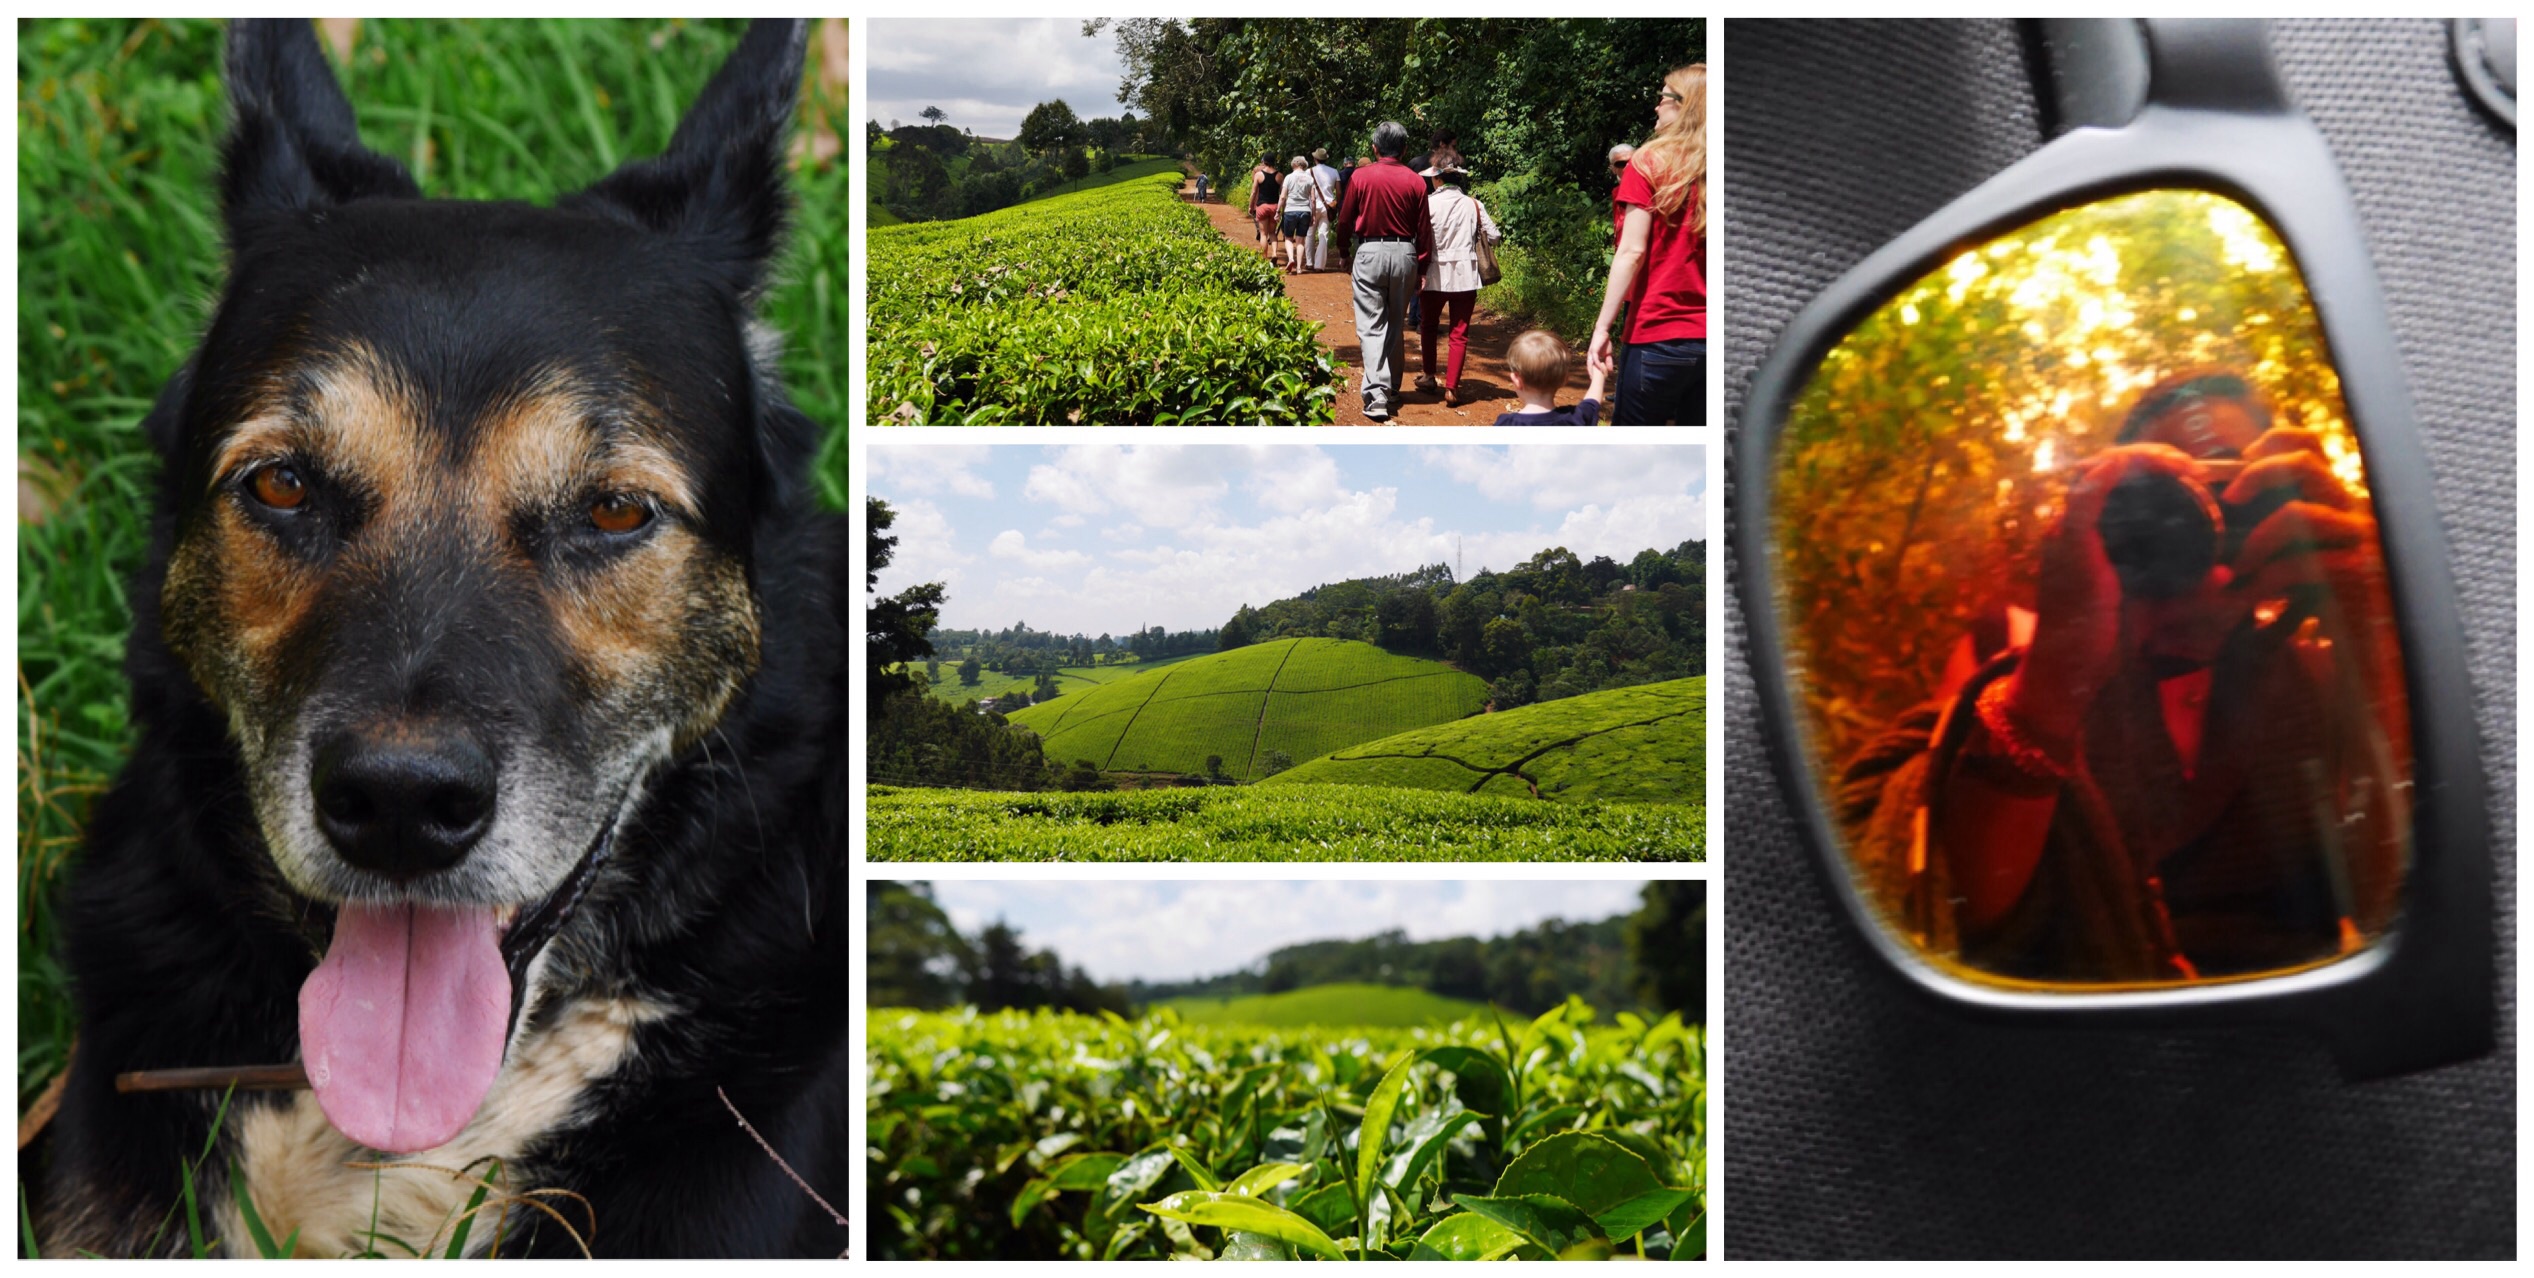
[1415, 165, 1502, 407]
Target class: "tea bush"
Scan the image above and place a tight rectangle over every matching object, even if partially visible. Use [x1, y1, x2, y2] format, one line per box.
[867, 170, 1340, 424]
[867, 1001, 1705, 1260]
[863, 783, 1702, 862]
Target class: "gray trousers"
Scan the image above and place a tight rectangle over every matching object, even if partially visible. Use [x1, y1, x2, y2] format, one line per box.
[1350, 241, 1419, 411]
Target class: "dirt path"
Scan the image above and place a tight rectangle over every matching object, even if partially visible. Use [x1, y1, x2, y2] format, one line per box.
[1183, 179, 1591, 426]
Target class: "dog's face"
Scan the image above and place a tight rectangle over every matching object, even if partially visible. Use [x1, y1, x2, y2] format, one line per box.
[162, 212, 765, 909]
[158, 23, 806, 917]
[150, 20, 812, 1155]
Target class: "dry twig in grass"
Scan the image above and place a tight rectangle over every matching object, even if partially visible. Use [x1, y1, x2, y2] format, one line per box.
[717, 1086, 848, 1258]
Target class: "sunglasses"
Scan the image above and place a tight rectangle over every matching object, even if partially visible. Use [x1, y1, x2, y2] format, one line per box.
[1657, 89, 1684, 106]
[1735, 19, 2493, 1078]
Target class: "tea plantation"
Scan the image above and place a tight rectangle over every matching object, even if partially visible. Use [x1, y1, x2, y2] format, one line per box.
[863, 783, 1701, 862]
[866, 168, 1340, 424]
[1266, 677, 1704, 806]
[868, 1002, 1705, 1260]
[1006, 638, 1488, 782]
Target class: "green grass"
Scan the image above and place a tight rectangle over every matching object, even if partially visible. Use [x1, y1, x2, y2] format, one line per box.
[1004, 639, 1487, 781]
[1267, 677, 1704, 806]
[864, 783, 1703, 862]
[16, 15, 846, 1137]
[1157, 983, 1486, 1029]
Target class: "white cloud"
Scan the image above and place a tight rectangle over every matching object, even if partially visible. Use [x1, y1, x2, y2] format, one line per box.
[871, 445, 996, 499]
[932, 881, 1650, 983]
[1024, 446, 1259, 529]
[988, 529, 1090, 570]
[868, 17, 1131, 141]
[871, 498, 971, 599]
[1422, 445, 1705, 511]
[921, 446, 1708, 633]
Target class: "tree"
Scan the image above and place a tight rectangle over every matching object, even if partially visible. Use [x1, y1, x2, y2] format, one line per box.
[868, 499, 946, 711]
[1033, 672, 1061, 703]
[920, 104, 947, 126]
[1627, 881, 1706, 1022]
[1219, 605, 1257, 651]
[1427, 937, 1488, 1002]
[1479, 616, 1531, 678]
[925, 658, 941, 681]
[966, 922, 1031, 1012]
[1018, 99, 1083, 155]
[867, 882, 971, 1008]
[1205, 754, 1225, 780]
[1258, 749, 1294, 777]
[958, 657, 982, 687]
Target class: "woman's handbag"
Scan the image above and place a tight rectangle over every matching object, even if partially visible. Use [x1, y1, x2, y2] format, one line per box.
[1472, 199, 1503, 286]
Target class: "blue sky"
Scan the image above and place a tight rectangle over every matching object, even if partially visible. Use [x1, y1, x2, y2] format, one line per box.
[925, 880, 1653, 983]
[869, 18, 1130, 142]
[869, 444, 1707, 635]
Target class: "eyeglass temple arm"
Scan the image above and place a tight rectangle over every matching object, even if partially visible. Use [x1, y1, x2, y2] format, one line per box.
[2031, 18, 2292, 137]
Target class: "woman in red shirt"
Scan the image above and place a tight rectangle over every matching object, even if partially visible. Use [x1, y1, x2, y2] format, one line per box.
[1588, 63, 1706, 426]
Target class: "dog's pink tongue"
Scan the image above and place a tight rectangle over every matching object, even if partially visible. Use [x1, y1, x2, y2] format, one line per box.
[299, 902, 510, 1154]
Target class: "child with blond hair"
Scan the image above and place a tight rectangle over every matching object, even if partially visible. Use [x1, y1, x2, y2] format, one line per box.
[1492, 330, 1605, 425]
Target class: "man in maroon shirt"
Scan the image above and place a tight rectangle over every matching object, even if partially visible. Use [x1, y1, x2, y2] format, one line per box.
[1331, 120, 1432, 421]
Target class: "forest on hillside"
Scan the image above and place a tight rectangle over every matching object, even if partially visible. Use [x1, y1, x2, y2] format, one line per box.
[921, 540, 1704, 714]
[869, 105, 1170, 222]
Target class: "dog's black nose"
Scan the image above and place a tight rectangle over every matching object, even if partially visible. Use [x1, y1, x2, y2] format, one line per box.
[311, 730, 497, 878]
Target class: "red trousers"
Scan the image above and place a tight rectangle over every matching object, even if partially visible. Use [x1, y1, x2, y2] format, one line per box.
[1420, 289, 1476, 388]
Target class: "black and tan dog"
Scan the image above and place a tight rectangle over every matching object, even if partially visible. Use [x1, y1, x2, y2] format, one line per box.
[31, 19, 847, 1257]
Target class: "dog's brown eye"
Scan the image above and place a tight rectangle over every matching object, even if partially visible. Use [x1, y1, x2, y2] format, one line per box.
[589, 495, 651, 535]
[249, 465, 307, 510]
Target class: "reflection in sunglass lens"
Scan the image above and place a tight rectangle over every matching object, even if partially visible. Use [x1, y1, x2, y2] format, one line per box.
[1768, 189, 2410, 992]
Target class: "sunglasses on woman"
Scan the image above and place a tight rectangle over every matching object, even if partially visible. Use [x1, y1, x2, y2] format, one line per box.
[1735, 18, 2494, 1079]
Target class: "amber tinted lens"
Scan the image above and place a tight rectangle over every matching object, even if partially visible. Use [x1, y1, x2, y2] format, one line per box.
[1770, 189, 2409, 989]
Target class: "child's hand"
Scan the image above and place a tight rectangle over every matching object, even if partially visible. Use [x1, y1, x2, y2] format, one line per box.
[1584, 360, 1608, 410]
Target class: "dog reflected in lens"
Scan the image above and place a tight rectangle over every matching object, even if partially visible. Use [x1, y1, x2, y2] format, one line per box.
[32, 19, 847, 1258]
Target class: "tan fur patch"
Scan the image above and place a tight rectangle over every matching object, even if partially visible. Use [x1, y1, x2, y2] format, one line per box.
[170, 344, 735, 722]
[219, 997, 668, 1258]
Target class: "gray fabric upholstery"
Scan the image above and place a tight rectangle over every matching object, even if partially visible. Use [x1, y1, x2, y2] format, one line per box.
[1722, 18, 2515, 1258]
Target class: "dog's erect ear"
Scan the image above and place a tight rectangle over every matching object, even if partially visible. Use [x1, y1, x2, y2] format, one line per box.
[221, 19, 419, 235]
[566, 19, 808, 295]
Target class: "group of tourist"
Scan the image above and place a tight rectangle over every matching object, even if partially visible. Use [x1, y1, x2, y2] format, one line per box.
[1329, 62, 1705, 424]
[1196, 62, 1705, 423]
[1242, 149, 1348, 274]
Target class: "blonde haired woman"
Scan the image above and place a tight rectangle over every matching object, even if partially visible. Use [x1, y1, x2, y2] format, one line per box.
[1588, 63, 1705, 425]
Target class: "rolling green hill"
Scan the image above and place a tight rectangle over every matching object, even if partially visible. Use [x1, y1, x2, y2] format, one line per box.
[899, 651, 1212, 706]
[1264, 677, 1704, 805]
[1157, 983, 1487, 1028]
[1004, 638, 1487, 781]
